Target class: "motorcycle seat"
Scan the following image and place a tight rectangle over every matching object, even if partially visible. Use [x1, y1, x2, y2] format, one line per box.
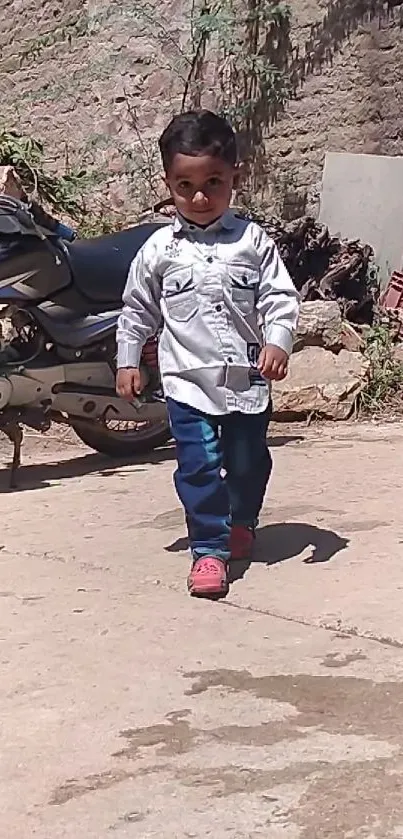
[66, 223, 164, 305]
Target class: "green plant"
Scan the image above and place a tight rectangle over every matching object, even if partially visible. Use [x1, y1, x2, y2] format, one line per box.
[129, 0, 293, 202]
[361, 325, 403, 415]
[0, 128, 96, 220]
[77, 210, 121, 238]
[203, 1, 293, 194]
[120, 95, 163, 208]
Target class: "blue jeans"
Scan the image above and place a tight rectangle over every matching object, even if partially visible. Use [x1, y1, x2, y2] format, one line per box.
[167, 398, 272, 561]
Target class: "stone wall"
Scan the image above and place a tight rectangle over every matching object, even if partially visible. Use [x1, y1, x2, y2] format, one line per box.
[267, 2, 403, 215]
[0, 0, 188, 215]
[1, 0, 403, 218]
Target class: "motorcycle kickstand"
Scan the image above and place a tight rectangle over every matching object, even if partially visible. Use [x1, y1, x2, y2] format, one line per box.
[3, 422, 23, 489]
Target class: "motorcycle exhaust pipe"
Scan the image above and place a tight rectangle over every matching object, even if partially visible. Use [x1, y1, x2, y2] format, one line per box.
[52, 385, 168, 423]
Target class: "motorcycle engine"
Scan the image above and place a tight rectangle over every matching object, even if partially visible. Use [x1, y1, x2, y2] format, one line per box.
[0, 305, 44, 364]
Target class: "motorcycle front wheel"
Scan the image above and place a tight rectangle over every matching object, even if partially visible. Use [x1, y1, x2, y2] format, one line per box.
[71, 416, 171, 458]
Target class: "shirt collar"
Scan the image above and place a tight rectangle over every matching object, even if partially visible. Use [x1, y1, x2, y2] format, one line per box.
[173, 210, 237, 235]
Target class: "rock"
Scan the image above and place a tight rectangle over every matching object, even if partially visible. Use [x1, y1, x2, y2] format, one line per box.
[392, 343, 403, 365]
[108, 179, 129, 211]
[273, 346, 369, 420]
[294, 301, 363, 352]
[0, 166, 24, 199]
[340, 321, 364, 352]
[294, 301, 342, 351]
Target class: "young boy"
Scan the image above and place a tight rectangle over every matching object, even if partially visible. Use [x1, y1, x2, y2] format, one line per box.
[116, 110, 300, 598]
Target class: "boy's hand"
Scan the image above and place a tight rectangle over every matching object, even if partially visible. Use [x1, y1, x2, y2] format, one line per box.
[116, 367, 142, 400]
[258, 345, 289, 381]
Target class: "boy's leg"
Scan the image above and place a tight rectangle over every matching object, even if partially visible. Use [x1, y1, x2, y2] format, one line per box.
[166, 398, 230, 596]
[222, 407, 272, 558]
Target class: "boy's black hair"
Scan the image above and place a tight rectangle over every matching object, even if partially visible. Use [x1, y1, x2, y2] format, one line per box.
[159, 110, 237, 172]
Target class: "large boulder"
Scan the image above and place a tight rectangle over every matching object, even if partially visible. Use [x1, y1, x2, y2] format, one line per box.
[273, 346, 369, 420]
[0, 166, 24, 199]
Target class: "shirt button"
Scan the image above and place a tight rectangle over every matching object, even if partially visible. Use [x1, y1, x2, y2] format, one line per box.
[215, 304, 222, 312]
[227, 356, 233, 363]
[207, 256, 213, 263]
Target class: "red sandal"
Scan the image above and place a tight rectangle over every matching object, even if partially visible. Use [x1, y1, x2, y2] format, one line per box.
[188, 556, 229, 598]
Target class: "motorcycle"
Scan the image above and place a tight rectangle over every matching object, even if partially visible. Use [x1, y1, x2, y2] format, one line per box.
[0, 194, 170, 487]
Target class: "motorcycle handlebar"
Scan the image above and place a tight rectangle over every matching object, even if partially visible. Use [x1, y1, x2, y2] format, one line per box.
[29, 200, 77, 241]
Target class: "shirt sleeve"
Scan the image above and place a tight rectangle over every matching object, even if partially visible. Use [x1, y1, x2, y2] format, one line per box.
[116, 235, 163, 369]
[254, 226, 300, 356]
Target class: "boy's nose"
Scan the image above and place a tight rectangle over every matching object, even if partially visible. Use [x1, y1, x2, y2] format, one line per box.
[192, 190, 208, 205]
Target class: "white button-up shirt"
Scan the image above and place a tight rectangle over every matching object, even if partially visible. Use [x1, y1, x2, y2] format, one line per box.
[117, 211, 300, 415]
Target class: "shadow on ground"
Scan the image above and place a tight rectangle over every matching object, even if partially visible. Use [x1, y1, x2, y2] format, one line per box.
[0, 445, 176, 493]
[166, 521, 349, 584]
[268, 434, 304, 447]
[0, 433, 303, 492]
[229, 522, 349, 583]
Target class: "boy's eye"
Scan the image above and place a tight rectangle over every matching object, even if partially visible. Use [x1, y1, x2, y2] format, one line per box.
[177, 180, 192, 191]
[207, 177, 222, 188]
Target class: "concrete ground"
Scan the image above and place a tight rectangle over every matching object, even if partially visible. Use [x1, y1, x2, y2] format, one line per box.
[0, 421, 403, 838]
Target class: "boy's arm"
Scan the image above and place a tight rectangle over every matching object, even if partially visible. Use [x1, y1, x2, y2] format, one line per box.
[116, 238, 162, 369]
[255, 228, 300, 357]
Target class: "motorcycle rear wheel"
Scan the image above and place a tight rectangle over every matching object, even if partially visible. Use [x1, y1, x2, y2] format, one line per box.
[71, 417, 171, 458]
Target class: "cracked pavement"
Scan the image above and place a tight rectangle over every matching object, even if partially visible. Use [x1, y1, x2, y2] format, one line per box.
[0, 422, 403, 838]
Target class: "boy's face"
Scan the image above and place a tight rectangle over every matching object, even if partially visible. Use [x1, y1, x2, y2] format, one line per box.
[164, 153, 238, 225]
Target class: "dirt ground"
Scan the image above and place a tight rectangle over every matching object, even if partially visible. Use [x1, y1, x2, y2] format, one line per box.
[1, 420, 403, 838]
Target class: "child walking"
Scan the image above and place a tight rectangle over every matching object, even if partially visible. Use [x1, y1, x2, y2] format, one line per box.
[116, 110, 300, 598]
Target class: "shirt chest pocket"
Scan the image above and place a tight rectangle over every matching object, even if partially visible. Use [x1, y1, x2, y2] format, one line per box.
[162, 269, 197, 322]
[229, 265, 260, 315]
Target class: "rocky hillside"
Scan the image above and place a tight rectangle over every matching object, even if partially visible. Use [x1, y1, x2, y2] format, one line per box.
[1, 0, 403, 219]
